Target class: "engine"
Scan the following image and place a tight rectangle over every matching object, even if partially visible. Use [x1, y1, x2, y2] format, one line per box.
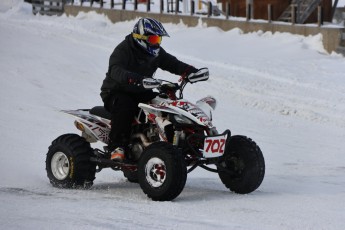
[129, 124, 160, 161]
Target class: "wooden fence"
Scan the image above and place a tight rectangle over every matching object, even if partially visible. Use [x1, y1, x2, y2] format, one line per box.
[68, 0, 328, 26]
[29, 0, 330, 26]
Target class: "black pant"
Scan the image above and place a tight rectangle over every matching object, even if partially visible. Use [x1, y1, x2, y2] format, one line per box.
[104, 91, 157, 150]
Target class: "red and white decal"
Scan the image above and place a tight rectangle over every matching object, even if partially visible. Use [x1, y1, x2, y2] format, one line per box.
[203, 134, 227, 158]
[169, 100, 213, 127]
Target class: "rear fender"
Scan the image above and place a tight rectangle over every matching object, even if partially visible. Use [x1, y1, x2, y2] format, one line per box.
[61, 110, 110, 144]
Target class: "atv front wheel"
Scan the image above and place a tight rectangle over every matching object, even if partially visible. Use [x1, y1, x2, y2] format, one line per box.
[138, 142, 187, 201]
[46, 134, 96, 189]
[217, 135, 265, 194]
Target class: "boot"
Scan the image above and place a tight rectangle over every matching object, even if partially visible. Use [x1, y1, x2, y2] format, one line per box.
[110, 147, 125, 162]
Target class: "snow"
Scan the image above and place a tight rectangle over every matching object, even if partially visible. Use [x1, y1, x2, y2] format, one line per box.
[1, 1, 345, 229]
[336, 0, 345, 7]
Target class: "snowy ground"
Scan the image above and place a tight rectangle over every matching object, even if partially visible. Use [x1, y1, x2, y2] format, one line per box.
[1, 1, 345, 229]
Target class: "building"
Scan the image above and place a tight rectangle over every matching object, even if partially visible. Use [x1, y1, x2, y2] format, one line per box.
[221, 0, 333, 23]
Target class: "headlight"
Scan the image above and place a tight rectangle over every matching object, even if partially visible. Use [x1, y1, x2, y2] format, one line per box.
[173, 114, 194, 125]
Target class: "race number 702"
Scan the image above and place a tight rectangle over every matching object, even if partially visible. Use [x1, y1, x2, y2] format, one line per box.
[203, 134, 227, 158]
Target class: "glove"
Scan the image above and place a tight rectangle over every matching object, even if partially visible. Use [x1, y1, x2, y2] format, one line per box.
[124, 73, 147, 93]
[127, 73, 144, 86]
[185, 66, 198, 75]
[180, 65, 198, 82]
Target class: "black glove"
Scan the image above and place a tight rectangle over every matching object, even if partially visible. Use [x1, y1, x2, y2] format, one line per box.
[180, 65, 198, 82]
[184, 66, 198, 77]
[122, 73, 147, 93]
[127, 73, 144, 86]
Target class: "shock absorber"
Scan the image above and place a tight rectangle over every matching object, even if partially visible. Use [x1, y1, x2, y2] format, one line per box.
[173, 130, 180, 146]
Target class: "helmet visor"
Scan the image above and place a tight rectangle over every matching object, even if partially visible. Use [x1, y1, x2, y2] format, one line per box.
[133, 33, 162, 45]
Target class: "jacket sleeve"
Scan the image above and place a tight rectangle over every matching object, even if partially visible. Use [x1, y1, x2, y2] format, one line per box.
[106, 45, 146, 93]
[157, 48, 197, 76]
[108, 47, 132, 85]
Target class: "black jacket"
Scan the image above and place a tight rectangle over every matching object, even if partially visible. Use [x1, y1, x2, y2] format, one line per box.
[100, 34, 196, 101]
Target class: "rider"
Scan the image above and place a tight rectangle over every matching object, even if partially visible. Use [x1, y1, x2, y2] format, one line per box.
[100, 17, 204, 161]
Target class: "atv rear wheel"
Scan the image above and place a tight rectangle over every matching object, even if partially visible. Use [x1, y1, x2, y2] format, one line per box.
[138, 142, 187, 201]
[217, 135, 265, 194]
[46, 134, 96, 189]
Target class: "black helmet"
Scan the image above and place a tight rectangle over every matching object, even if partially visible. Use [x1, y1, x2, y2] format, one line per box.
[132, 18, 169, 56]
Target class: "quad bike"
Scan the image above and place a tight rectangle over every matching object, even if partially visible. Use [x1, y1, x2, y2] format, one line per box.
[46, 68, 265, 201]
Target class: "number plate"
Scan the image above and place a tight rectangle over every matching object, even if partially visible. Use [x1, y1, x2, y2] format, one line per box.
[203, 134, 227, 158]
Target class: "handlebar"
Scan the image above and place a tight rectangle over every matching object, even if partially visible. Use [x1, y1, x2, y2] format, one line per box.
[142, 67, 209, 100]
[142, 78, 184, 99]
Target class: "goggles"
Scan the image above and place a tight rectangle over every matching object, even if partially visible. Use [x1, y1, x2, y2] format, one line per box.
[132, 33, 162, 45]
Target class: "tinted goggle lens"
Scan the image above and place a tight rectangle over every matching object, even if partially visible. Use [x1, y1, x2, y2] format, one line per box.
[133, 33, 162, 45]
[147, 35, 162, 45]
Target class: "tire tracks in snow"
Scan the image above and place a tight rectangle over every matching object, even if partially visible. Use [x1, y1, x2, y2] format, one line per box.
[171, 53, 345, 127]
